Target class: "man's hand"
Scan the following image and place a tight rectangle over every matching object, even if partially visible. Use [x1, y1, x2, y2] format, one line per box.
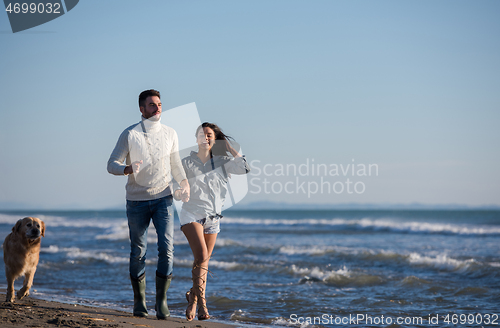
[179, 179, 190, 202]
[124, 160, 143, 175]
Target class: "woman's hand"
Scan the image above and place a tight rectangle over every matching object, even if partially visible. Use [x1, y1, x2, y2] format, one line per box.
[173, 189, 183, 201]
[180, 179, 190, 202]
[224, 140, 241, 158]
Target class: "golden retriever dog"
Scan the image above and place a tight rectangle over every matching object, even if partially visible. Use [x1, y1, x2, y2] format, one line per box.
[3, 217, 45, 302]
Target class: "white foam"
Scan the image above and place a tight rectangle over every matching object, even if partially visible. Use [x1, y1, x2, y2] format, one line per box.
[173, 257, 240, 270]
[290, 264, 386, 287]
[0, 213, 125, 230]
[40, 245, 128, 264]
[282, 247, 490, 276]
[358, 219, 500, 235]
[223, 217, 348, 226]
[40, 245, 78, 254]
[272, 317, 309, 327]
[223, 216, 500, 235]
[209, 260, 240, 270]
[279, 245, 400, 262]
[65, 248, 128, 264]
[95, 221, 129, 240]
[4, 213, 498, 237]
[0, 213, 188, 244]
[279, 245, 339, 256]
[0, 213, 21, 224]
[94, 223, 189, 245]
[40, 245, 62, 253]
[215, 238, 244, 247]
[38, 215, 120, 229]
[290, 264, 350, 280]
[407, 253, 477, 272]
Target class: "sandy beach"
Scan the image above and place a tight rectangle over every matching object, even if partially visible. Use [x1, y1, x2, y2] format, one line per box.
[0, 292, 236, 328]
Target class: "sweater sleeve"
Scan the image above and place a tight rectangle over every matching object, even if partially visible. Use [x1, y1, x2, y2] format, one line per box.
[169, 130, 187, 183]
[107, 129, 129, 176]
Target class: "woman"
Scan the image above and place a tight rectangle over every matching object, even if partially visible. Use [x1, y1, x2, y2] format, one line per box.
[174, 122, 250, 321]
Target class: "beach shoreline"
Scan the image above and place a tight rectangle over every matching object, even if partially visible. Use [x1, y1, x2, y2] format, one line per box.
[0, 292, 237, 328]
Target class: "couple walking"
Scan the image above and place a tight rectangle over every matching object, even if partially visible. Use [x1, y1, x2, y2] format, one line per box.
[107, 89, 250, 321]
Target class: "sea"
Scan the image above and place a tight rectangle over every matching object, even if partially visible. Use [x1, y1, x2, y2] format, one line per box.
[1, 209, 499, 328]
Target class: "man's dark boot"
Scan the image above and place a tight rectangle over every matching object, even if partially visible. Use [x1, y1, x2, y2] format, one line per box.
[155, 272, 172, 320]
[130, 273, 148, 317]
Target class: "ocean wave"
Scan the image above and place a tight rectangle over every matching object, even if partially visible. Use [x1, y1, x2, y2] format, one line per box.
[41, 245, 69, 253]
[94, 224, 157, 243]
[209, 260, 241, 270]
[287, 254, 495, 287]
[0, 213, 22, 224]
[215, 238, 245, 247]
[230, 309, 278, 325]
[399, 275, 431, 287]
[174, 257, 242, 270]
[41, 245, 128, 264]
[0, 213, 124, 229]
[272, 317, 305, 328]
[281, 245, 497, 276]
[407, 253, 484, 273]
[67, 249, 128, 264]
[94, 223, 129, 240]
[36, 215, 120, 229]
[278, 245, 404, 263]
[279, 245, 340, 256]
[223, 216, 500, 236]
[3, 213, 499, 237]
[0, 212, 188, 245]
[290, 265, 385, 287]
[242, 244, 498, 278]
[94, 224, 189, 245]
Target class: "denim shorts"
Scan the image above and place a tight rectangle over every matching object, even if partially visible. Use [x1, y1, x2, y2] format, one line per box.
[180, 210, 221, 234]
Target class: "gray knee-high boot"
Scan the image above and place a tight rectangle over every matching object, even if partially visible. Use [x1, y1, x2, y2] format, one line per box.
[131, 273, 148, 317]
[155, 272, 172, 320]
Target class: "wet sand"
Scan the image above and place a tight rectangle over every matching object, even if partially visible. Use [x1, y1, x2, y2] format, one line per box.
[0, 293, 236, 328]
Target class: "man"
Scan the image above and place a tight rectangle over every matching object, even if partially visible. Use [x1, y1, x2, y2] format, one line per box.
[107, 89, 189, 319]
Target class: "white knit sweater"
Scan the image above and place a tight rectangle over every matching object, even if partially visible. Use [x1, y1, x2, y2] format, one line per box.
[107, 117, 187, 201]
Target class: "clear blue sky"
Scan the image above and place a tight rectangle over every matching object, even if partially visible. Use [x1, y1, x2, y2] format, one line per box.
[1, 1, 499, 209]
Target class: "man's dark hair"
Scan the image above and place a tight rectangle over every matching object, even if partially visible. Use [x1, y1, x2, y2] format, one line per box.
[139, 89, 161, 108]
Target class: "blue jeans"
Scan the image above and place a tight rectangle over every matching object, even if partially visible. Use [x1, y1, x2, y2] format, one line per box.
[126, 195, 174, 279]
